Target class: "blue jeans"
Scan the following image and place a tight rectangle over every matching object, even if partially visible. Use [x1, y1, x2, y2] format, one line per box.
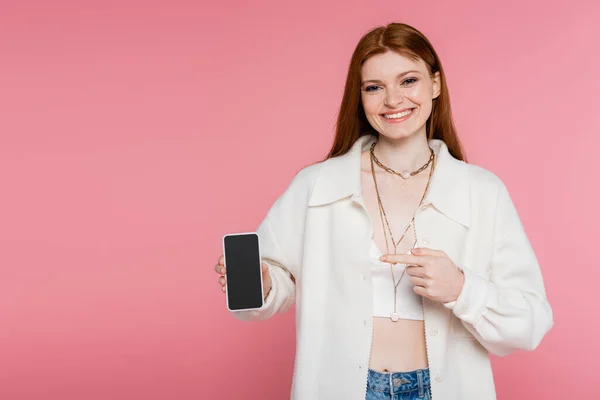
[366, 368, 431, 400]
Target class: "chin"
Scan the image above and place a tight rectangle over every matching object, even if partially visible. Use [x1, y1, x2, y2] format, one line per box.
[378, 129, 420, 141]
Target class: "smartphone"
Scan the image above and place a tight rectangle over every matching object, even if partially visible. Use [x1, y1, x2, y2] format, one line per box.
[222, 232, 264, 312]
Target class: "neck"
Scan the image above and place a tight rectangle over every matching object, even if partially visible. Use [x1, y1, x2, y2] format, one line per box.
[373, 133, 432, 173]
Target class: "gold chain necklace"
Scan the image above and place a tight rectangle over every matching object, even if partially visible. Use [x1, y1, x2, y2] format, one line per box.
[370, 142, 434, 179]
[369, 142, 436, 322]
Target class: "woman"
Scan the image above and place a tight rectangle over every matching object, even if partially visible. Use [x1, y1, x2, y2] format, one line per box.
[214, 22, 553, 400]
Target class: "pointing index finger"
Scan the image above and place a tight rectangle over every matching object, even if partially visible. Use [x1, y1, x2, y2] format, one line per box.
[379, 253, 424, 266]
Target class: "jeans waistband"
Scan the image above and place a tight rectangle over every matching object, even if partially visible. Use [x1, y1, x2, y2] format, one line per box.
[367, 368, 430, 395]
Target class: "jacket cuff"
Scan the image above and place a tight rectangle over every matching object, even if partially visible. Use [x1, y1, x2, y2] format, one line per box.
[443, 266, 491, 325]
[259, 265, 277, 309]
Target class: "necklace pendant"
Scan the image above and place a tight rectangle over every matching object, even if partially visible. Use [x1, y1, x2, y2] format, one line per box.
[400, 170, 411, 179]
[390, 312, 399, 322]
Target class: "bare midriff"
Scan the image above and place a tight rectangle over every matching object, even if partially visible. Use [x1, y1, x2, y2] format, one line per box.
[370, 318, 428, 372]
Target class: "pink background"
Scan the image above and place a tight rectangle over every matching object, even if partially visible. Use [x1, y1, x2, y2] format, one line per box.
[1, 0, 598, 399]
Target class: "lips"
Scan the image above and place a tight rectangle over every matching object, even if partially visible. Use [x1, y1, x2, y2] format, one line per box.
[381, 108, 414, 116]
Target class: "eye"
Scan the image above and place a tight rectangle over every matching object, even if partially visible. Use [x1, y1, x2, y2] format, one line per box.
[402, 77, 418, 85]
[364, 85, 381, 92]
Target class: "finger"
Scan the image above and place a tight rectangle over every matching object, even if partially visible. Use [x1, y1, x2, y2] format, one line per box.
[405, 265, 426, 278]
[221, 285, 226, 293]
[218, 276, 226, 286]
[409, 275, 427, 287]
[413, 285, 428, 297]
[411, 247, 447, 258]
[380, 253, 426, 266]
[214, 264, 226, 275]
[218, 255, 224, 265]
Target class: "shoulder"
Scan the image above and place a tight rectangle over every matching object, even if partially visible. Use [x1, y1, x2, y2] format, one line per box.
[465, 162, 507, 193]
[265, 160, 326, 216]
[285, 159, 327, 196]
[465, 163, 516, 215]
[262, 160, 325, 235]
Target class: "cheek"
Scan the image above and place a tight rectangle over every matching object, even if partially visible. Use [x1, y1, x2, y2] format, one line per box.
[405, 85, 431, 104]
[361, 95, 381, 116]
[407, 87, 434, 116]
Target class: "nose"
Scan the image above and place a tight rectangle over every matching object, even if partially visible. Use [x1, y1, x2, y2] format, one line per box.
[384, 87, 404, 107]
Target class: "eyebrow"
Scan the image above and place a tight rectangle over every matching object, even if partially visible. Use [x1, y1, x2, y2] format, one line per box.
[361, 70, 421, 85]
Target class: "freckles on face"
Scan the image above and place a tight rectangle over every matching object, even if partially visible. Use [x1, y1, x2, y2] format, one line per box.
[360, 51, 437, 137]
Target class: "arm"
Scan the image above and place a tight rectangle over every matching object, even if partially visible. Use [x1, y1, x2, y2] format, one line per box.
[444, 182, 553, 356]
[230, 166, 314, 321]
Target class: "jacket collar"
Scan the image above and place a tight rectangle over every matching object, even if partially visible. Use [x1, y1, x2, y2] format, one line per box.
[308, 134, 471, 227]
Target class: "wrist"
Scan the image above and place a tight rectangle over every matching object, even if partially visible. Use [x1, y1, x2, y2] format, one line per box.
[452, 270, 465, 302]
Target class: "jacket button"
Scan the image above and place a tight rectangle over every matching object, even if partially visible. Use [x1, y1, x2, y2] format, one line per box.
[430, 328, 438, 336]
[435, 374, 443, 382]
[421, 237, 430, 246]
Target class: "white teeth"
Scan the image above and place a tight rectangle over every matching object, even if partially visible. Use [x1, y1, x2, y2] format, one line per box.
[383, 109, 413, 119]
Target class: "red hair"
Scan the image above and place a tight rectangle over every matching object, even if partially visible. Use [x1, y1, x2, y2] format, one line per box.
[326, 22, 466, 161]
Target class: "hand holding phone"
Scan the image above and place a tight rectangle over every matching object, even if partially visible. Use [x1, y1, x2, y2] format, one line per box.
[216, 233, 272, 311]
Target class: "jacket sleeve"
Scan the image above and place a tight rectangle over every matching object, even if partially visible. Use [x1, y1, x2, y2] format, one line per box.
[443, 181, 554, 356]
[230, 168, 312, 322]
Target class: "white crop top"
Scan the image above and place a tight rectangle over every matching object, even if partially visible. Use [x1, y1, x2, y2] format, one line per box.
[369, 240, 424, 321]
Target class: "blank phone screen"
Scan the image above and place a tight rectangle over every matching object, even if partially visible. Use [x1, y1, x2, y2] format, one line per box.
[224, 233, 263, 311]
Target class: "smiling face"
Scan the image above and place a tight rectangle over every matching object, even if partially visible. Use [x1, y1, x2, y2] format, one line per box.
[360, 51, 441, 141]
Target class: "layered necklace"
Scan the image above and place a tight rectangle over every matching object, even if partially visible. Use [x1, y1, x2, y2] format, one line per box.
[369, 141, 436, 322]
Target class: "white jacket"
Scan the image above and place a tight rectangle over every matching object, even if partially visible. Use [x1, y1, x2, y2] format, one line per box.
[232, 134, 553, 400]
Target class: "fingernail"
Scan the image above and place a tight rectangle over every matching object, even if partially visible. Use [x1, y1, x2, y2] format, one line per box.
[412, 247, 420, 254]
[380, 255, 387, 261]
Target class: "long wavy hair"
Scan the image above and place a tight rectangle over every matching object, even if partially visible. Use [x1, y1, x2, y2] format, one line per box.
[326, 22, 465, 161]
